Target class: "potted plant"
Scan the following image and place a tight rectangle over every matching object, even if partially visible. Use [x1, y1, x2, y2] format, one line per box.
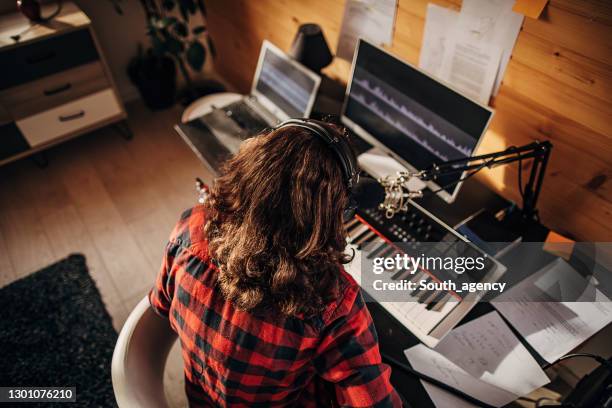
[112, 0, 223, 109]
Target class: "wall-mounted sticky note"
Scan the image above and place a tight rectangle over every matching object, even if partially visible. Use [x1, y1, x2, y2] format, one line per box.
[513, 0, 549, 19]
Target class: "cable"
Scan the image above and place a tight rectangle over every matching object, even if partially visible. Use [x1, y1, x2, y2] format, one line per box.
[542, 352, 612, 371]
[381, 352, 496, 408]
[535, 397, 560, 407]
[426, 151, 501, 196]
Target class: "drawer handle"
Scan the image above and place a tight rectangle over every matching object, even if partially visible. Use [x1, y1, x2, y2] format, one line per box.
[25, 51, 57, 64]
[59, 110, 85, 122]
[44, 83, 72, 96]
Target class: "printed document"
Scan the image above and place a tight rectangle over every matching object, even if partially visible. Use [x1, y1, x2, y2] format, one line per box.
[337, 0, 397, 61]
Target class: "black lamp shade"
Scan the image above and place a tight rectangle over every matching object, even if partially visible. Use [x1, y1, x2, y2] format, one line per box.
[289, 23, 334, 73]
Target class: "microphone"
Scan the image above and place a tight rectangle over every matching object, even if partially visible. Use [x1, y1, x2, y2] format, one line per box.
[353, 175, 424, 219]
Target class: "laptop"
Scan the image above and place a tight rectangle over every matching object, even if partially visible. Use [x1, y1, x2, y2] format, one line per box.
[188, 40, 322, 154]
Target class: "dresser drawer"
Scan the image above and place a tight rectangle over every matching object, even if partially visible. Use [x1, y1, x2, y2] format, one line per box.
[16, 88, 122, 147]
[0, 28, 99, 90]
[0, 61, 109, 119]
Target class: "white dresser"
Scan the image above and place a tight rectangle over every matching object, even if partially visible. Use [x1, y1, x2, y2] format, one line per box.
[0, 2, 127, 166]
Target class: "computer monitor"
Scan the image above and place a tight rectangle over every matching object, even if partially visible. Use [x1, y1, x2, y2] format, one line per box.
[252, 40, 321, 121]
[341, 39, 494, 203]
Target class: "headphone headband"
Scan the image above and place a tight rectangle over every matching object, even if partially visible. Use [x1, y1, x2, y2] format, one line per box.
[274, 119, 360, 189]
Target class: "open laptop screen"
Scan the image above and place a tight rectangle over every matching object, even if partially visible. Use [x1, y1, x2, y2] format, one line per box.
[253, 41, 320, 119]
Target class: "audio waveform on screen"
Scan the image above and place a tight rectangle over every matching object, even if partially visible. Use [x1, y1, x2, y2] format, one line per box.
[352, 78, 473, 158]
[351, 92, 450, 161]
[259, 63, 310, 113]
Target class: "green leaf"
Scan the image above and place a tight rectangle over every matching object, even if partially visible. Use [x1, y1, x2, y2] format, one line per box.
[192, 25, 206, 35]
[186, 40, 206, 71]
[162, 0, 175, 11]
[160, 16, 178, 28]
[174, 22, 188, 37]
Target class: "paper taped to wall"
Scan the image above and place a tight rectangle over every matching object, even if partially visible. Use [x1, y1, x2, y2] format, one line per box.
[337, 0, 397, 61]
[419, 0, 523, 104]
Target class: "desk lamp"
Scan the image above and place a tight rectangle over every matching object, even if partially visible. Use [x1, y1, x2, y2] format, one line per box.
[289, 23, 333, 73]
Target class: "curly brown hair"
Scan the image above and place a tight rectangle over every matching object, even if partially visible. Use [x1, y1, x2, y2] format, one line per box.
[203, 123, 353, 317]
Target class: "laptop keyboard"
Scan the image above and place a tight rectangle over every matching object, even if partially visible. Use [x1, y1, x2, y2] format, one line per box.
[223, 101, 270, 135]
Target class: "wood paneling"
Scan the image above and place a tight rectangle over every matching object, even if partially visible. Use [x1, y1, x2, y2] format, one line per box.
[206, 0, 612, 240]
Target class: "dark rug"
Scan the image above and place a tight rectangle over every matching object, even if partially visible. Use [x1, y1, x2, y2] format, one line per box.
[0, 254, 118, 407]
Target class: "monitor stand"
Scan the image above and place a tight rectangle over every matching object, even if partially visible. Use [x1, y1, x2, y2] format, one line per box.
[357, 147, 427, 194]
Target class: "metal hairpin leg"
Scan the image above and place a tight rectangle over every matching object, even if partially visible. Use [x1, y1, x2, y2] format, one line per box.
[114, 120, 133, 140]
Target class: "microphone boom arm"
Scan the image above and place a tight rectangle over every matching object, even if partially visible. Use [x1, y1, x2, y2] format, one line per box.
[379, 141, 552, 219]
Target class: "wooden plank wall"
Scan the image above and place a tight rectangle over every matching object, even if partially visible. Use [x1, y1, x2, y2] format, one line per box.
[206, 0, 612, 241]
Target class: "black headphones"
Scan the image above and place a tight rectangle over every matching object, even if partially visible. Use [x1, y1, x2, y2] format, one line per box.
[273, 118, 360, 220]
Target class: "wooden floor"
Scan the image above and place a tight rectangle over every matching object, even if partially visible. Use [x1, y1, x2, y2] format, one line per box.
[0, 101, 212, 333]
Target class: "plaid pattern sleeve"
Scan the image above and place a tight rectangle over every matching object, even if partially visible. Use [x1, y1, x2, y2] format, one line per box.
[149, 241, 176, 317]
[315, 283, 402, 407]
[148, 206, 402, 407]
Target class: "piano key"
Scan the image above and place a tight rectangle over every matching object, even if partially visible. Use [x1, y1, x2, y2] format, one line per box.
[391, 269, 411, 281]
[362, 237, 384, 253]
[344, 217, 360, 230]
[352, 229, 375, 246]
[366, 240, 389, 259]
[425, 291, 447, 310]
[430, 293, 452, 312]
[347, 224, 369, 241]
[411, 276, 430, 298]
[356, 231, 378, 249]
[419, 287, 440, 304]
[378, 246, 396, 259]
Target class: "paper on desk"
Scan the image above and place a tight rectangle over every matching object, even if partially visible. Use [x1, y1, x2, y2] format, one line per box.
[336, 0, 397, 61]
[419, 0, 523, 103]
[404, 311, 549, 407]
[493, 258, 612, 363]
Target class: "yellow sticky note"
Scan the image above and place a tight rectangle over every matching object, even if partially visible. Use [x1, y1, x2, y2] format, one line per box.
[513, 0, 549, 19]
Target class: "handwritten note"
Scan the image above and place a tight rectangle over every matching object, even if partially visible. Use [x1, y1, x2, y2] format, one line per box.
[405, 311, 549, 407]
[493, 258, 612, 363]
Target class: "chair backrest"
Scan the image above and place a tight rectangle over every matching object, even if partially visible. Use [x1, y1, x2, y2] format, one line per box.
[112, 296, 178, 408]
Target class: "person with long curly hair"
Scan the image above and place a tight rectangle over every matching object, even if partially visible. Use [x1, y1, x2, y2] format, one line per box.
[149, 121, 401, 407]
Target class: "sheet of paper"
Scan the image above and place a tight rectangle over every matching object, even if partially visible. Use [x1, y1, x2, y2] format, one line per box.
[458, 0, 524, 95]
[404, 311, 549, 407]
[493, 258, 612, 363]
[336, 0, 397, 61]
[419, 4, 458, 78]
[437, 33, 501, 104]
[419, 0, 523, 103]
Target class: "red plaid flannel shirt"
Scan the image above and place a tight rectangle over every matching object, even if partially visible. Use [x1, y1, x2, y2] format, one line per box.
[149, 206, 402, 407]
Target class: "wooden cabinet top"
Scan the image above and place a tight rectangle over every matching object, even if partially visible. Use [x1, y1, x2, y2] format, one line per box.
[0, 2, 90, 52]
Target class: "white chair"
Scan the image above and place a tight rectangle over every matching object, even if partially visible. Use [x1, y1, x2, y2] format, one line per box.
[112, 296, 179, 408]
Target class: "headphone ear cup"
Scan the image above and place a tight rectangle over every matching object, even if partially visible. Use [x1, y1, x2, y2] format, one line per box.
[343, 196, 357, 222]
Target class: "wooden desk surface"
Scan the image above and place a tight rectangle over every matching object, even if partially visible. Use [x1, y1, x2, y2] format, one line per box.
[0, 2, 89, 51]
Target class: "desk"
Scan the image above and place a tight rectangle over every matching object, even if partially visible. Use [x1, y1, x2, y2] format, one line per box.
[177, 93, 529, 407]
